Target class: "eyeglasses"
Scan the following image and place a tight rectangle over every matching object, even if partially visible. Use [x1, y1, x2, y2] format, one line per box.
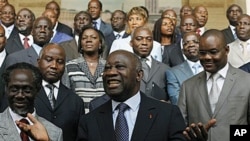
[111, 17, 124, 21]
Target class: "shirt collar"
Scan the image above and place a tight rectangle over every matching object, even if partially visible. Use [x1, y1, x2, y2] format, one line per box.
[31, 43, 42, 55]
[112, 91, 141, 112]
[206, 63, 229, 80]
[186, 59, 201, 67]
[42, 80, 60, 89]
[113, 30, 125, 36]
[9, 107, 36, 124]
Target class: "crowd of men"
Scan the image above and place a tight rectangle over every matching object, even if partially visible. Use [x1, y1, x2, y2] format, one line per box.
[0, 0, 249, 141]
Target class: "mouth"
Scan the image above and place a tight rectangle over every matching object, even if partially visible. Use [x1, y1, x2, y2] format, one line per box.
[107, 79, 120, 89]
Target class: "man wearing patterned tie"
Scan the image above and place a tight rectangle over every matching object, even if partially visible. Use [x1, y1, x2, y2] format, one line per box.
[77, 50, 186, 141]
[36, 43, 85, 141]
[0, 62, 63, 141]
[178, 29, 250, 141]
[166, 32, 203, 105]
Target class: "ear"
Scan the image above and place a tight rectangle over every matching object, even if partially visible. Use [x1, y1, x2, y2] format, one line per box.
[136, 70, 143, 81]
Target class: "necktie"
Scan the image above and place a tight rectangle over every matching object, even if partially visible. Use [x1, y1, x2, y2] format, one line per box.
[93, 21, 97, 29]
[115, 103, 129, 141]
[196, 29, 201, 35]
[116, 34, 121, 39]
[23, 37, 30, 49]
[233, 29, 237, 40]
[241, 42, 248, 59]
[19, 118, 30, 141]
[46, 84, 56, 109]
[209, 73, 220, 113]
[192, 63, 200, 74]
[141, 58, 150, 80]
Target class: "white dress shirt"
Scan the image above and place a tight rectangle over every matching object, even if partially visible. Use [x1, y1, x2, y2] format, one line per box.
[2, 24, 14, 39]
[112, 92, 141, 141]
[0, 49, 6, 67]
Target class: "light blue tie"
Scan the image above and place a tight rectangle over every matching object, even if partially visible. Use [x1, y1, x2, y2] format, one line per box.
[192, 63, 200, 74]
[115, 103, 129, 141]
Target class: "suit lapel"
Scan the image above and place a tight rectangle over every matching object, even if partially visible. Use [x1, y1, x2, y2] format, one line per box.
[97, 101, 116, 141]
[147, 59, 159, 81]
[131, 94, 158, 141]
[37, 88, 54, 111]
[54, 84, 68, 110]
[181, 61, 194, 76]
[213, 66, 235, 117]
[197, 72, 213, 116]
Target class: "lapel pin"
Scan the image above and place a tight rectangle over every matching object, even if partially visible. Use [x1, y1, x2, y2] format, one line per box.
[149, 114, 152, 119]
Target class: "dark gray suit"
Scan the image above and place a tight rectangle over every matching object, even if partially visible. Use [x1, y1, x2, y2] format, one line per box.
[140, 58, 170, 101]
[178, 65, 250, 141]
[166, 61, 194, 105]
[99, 20, 112, 37]
[56, 22, 73, 37]
[162, 42, 185, 67]
[221, 26, 235, 44]
[5, 28, 24, 54]
[0, 108, 63, 141]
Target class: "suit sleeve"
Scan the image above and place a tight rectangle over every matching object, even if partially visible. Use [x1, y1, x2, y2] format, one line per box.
[166, 69, 180, 105]
[76, 115, 89, 141]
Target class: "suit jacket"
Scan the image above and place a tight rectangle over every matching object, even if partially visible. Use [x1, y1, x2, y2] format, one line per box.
[221, 26, 235, 44]
[228, 39, 250, 68]
[102, 32, 129, 59]
[5, 46, 38, 68]
[89, 94, 110, 111]
[99, 20, 112, 37]
[56, 22, 73, 37]
[77, 93, 186, 141]
[58, 39, 80, 61]
[0, 55, 7, 112]
[35, 83, 84, 141]
[239, 62, 250, 73]
[178, 65, 250, 141]
[5, 27, 24, 54]
[166, 61, 194, 105]
[140, 58, 170, 101]
[162, 42, 185, 67]
[51, 31, 73, 44]
[0, 108, 63, 141]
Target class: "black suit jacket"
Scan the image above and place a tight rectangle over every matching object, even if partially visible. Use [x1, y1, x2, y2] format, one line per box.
[5, 27, 24, 54]
[35, 83, 85, 141]
[102, 32, 129, 59]
[162, 42, 185, 67]
[221, 26, 235, 44]
[56, 22, 73, 37]
[77, 93, 186, 141]
[0, 56, 8, 112]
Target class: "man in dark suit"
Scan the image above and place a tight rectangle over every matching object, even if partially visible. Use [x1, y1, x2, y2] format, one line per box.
[5, 16, 53, 68]
[131, 26, 170, 101]
[36, 43, 85, 141]
[103, 10, 129, 59]
[45, 1, 73, 36]
[1, 62, 63, 141]
[87, 0, 112, 37]
[77, 50, 186, 141]
[5, 8, 35, 54]
[166, 32, 203, 105]
[178, 29, 250, 141]
[0, 4, 15, 39]
[221, 4, 243, 44]
[0, 24, 8, 112]
[162, 15, 198, 67]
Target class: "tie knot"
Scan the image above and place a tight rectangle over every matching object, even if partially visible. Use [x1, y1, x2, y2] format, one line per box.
[241, 42, 248, 47]
[116, 103, 129, 112]
[210, 73, 220, 81]
[140, 57, 147, 62]
[19, 118, 29, 124]
[116, 34, 121, 39]
[46, 84, 55, 90]
[23, 37, 29, 41]
[192, 63, 200, 69]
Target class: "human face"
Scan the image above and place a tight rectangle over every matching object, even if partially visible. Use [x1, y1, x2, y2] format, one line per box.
[103, 51, 142, 102]
[199, 35, 229, 73]
[236, 15, 250, 41]
[128, 14, 145, 32]
[88, 1, 101, 20]
[81, 28, 101, 55]
[161, 18, 174, 36]
[0, 0, 8, 10]
[32, 18, 53, 46]
[45, 2, 60, 18]
[227, 5, 242, 26]
[38, 44, 65, 83]
[182, 33, 199, 61]
[42, 10, 57, 28]
[180, 16, 198, 35]
[194, 6, 208, 27]
[0, 26, 6, 52]
[15, 9, 33, 34]
[74, 13, 91, 34]
[180, 5, 193, 18]
[0, 5, 15, 27]
[111, 11, 126, 32]
[7, 69, 37, 117]
[130, 28, 153, 58]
